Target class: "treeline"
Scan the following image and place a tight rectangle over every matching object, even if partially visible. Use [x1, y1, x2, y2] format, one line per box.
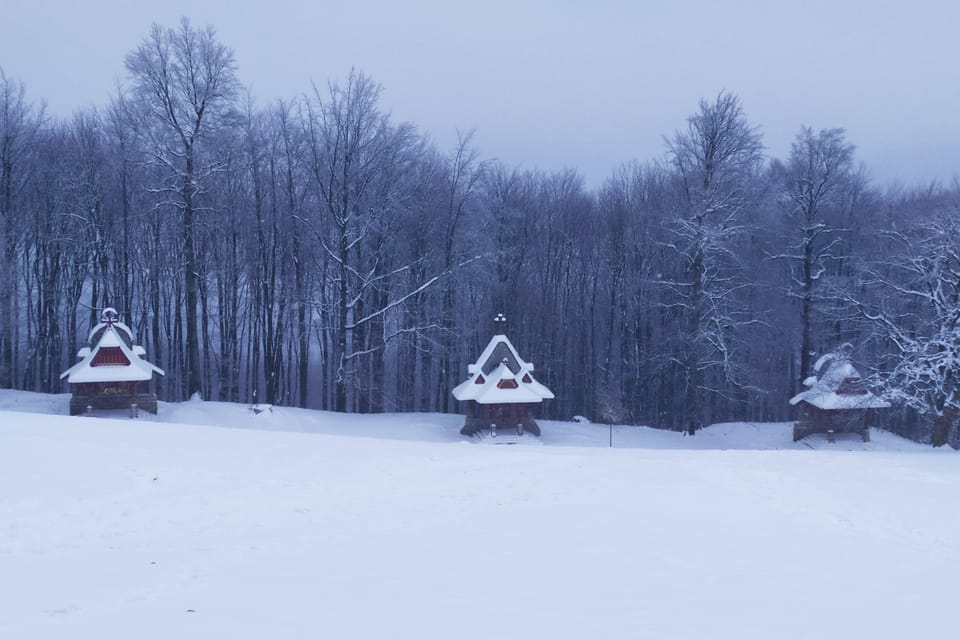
[1, 19, 958, 446]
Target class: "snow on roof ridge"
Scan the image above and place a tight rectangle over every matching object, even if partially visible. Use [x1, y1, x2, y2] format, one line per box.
[493, 362, 516, 380]
[62, 322, 164, 383]
[451, 332, 553, 403]
[791, 346, 887, 410]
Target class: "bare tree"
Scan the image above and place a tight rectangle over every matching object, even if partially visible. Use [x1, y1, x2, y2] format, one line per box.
[0, 69, 40, 388]
[272, 100, 312, 407]
[771, 126, 856, 386]
[305, 70, 440, 411]
[435, 131, 488, 411]
[662, 92, 765, 433]
[124, 18, 239, 398]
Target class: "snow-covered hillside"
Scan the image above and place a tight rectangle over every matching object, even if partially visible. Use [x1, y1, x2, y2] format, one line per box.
[1, 390, 957, 639]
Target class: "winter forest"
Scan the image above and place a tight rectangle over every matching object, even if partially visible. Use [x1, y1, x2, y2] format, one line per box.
[1, 19, 958, 447]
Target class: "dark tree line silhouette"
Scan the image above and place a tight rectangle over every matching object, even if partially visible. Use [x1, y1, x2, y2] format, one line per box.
[2, 19, 958, 446]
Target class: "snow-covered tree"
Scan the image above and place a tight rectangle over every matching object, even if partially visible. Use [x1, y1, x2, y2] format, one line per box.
[771, 126, 856, 387]
[124, 18, 240, 398]
[859, 191, 960, 447]
[661, 92, 765, 433]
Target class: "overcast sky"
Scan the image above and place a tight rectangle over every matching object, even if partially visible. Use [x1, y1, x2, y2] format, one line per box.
[2, 0, 959, 187]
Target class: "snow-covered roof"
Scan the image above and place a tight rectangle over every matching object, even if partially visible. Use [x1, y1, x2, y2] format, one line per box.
[88, 320, 134, 345]
[789, 348, 889, 411]
[60, 323, 164, 384]
[451, 334, 554, 404]
[789, 391, 889, 411]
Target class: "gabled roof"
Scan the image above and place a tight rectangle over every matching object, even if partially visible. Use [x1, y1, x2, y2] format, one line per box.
[61, 323, 164, 383]
[451, 334, 554, 404]
[789, 348, 888, 410]
[88, 320, 134, 346]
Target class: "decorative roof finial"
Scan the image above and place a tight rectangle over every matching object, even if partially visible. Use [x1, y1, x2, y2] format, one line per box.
[101, 307, 119, 325]
[494, 313, 506, 333]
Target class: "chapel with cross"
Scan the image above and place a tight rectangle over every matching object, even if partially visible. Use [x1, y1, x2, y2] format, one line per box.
[450, 314, 554, 436]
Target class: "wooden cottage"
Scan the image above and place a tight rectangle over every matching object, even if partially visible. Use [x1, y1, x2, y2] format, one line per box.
[789, 345, 888, 442]
[60, 308, 164, 415]
[451, 327, 554, 436]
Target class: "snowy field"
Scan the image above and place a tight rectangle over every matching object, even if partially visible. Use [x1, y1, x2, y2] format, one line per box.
[1, 390, 958, 639]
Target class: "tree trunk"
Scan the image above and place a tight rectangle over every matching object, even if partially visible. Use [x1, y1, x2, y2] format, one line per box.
[931, 406, 955, 448]
[335, 227, 349, 412]
[0, 148, 15, 388]
[293, 210, 309, 409]
[183, 147, 202, 398]
[799, 229, 815, 387]
[686, 242, 704, 435]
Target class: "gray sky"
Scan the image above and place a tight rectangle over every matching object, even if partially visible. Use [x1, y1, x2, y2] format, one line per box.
[2, 0, 959, 187]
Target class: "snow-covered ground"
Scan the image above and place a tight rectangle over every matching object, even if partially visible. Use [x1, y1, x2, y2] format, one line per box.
[1, 390, 957, 639]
